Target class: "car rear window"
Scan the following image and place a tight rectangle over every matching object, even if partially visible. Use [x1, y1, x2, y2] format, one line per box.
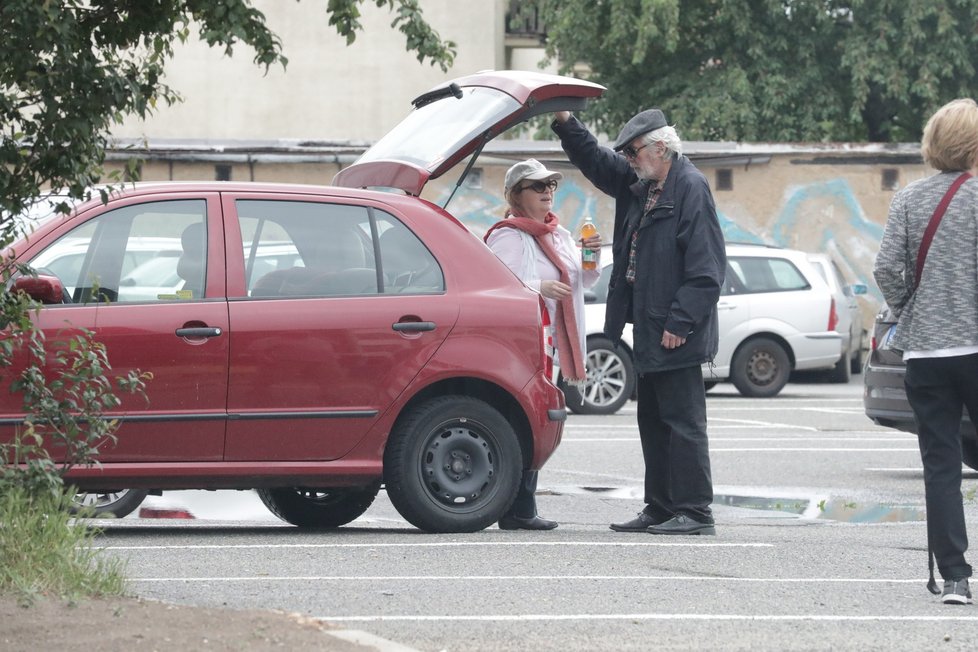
[726, 256, 811, 294]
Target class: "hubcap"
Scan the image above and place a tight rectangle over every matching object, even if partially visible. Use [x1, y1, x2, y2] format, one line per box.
[421, 424, 496, 507]
[582, 349, 627, 408]
[747, 350, 778, 385]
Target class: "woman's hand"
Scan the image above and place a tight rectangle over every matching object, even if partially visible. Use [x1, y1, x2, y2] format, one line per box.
[581, 233, 603, 249]
[541, 279, 572, 300]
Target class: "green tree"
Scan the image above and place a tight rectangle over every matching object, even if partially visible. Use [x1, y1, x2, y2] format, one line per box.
[526, 0, 978, 142]
[0, 0, 455, 224]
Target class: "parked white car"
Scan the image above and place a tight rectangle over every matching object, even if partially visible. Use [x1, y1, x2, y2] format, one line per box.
[563, 243, 844, 412]
[806, 253, 868, 382]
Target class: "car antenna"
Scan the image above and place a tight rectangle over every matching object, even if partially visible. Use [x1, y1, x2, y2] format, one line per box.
[411, 82, 463, 109]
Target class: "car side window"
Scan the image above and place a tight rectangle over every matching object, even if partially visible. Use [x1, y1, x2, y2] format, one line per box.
[728, 256, 810, 294]
[27, 200, 207, 304]
[238, 200, 379, 298]
[376, 215, 444, 294]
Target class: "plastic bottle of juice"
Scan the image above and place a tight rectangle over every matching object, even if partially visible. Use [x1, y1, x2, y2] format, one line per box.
[580, 216, 598, 270]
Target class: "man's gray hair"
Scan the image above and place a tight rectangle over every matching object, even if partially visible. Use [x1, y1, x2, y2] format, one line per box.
[641, 125, 682, 157]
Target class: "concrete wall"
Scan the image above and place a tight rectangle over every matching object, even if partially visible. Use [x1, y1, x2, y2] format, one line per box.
[111, 0, 508, 142]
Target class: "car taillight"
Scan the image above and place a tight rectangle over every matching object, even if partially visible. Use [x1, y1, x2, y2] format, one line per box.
[539, 296, 554, 380]
[828, 297, 839, 332]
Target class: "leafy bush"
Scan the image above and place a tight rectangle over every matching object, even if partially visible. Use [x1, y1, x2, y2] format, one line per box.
[1, 256, 150, 600]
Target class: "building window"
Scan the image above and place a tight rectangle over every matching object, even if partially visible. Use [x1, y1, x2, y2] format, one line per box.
[881, 168, 899, 191]
[715, 168, 733, 191]
[215, 164, 232, 181]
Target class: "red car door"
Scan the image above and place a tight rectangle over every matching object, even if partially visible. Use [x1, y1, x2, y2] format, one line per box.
[1, 192, 230, 462]
[221, 193, 458, 462]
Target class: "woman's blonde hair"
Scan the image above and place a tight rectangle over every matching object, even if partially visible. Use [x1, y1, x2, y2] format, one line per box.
[921, 98, 978, 172]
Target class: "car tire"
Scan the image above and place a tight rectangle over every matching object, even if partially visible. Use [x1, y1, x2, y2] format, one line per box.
[562, 336, 635, 415]
[383, 395, 521, 533]
[850, 343, 863, 375]
[730, 337, 791, 398]
[962, 437, 978, 472]
[258, 483, 381, 528]
[70, 489, 149, 518]
[827, 349, 852, 383]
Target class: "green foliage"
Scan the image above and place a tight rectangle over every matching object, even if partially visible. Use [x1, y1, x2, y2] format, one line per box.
[0, 0, 455, 237]
[529, 0, 978, 142]
[0, 485, 126, 601]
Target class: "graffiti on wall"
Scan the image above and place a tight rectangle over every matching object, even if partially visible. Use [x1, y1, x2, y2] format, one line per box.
[441, 175, 887, 312]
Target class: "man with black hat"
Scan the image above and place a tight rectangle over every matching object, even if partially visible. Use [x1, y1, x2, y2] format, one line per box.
[552, 109, 725, 535]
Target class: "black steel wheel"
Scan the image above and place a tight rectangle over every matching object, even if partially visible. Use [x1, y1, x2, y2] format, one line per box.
[383, 395, 521, 533]
[258, 482, 381, 528]
[730, 337, 791, 398]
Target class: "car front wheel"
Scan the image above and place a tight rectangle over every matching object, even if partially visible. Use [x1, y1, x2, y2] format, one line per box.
[730, 337, 791, 398]
[563, 336, 635, 415]
[70, 489, 149, 518]
[383, 395, 521, 533]
[258, 483, 381, 528]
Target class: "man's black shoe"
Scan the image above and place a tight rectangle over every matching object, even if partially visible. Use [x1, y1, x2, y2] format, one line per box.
[610, 512, 665, 532]
[498, 514, 558, 530]
[647, 514, 716, 536]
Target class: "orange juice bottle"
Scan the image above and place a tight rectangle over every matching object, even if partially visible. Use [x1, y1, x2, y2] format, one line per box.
[580, 216, 598, 270]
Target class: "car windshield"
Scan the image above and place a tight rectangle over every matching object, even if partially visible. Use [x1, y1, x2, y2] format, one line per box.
[2, 194, 75, 243]
[356, 86, 521, 170]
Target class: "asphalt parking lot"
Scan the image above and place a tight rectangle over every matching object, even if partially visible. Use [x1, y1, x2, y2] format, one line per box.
[95, 375, 978, 651]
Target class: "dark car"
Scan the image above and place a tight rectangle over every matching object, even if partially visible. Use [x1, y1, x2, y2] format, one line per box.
[1, 70, 606, 532]
[863, 306, 977, 469]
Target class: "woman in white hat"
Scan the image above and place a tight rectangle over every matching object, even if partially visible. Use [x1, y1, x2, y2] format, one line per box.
[484, 158, 602, 530]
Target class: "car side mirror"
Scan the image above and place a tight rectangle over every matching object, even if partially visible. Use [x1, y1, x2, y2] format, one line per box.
[10, 274, 66, 304]
[850, 283, 868, 296]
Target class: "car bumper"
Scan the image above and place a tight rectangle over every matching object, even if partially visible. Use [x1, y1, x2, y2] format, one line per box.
[790, 332, 844, 371]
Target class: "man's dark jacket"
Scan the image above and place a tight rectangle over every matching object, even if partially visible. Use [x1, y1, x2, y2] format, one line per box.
[553, 116, 726, 373]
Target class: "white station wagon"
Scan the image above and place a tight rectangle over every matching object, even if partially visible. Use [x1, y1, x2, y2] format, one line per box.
[563, 243, 844, 412]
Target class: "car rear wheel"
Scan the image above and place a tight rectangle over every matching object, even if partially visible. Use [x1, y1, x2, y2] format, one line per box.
[962, 437, 978, 472]
[563, 336, 635, 415]
[257, 483, 381, 528]
[827, 349, 852, 383]
[384, 395, 521, 533]
[70, 489, 149, 518]
[731, 337, 791, 398]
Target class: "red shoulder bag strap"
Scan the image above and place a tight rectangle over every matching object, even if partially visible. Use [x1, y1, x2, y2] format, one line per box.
[915, 171, 972, 289]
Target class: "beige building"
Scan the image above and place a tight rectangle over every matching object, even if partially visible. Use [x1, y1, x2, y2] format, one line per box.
[108, 0, 933, 325]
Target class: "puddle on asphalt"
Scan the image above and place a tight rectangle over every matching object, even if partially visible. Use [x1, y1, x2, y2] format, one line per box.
[546, 485, 926, 523]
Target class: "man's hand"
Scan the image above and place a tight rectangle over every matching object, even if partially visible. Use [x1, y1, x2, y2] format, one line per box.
[661, 330, 686, 349]
[554, 111, 571, 124]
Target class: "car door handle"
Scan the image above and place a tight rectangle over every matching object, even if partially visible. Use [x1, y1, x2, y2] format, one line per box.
[175, 327, 223, 338]
[392, 321, 436, 332]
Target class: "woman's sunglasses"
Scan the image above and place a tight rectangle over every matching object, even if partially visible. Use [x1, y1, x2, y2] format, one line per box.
[517, 180, 558, 193]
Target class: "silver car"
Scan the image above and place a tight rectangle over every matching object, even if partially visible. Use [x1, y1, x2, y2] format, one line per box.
[807, 252, 868, 383]
[566, 243, 844, 413]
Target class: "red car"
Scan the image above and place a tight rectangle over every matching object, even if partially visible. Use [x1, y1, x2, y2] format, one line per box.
[2, 71, 604, 532]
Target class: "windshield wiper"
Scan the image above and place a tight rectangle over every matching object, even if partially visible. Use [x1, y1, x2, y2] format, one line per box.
[411, 82, 464, 109]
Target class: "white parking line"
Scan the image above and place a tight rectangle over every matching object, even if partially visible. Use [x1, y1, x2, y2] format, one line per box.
[102, 541, 773, 551]
[127, 575, 921, 583]
[563, 437, 914, 442]
[316, 613, 978, 623]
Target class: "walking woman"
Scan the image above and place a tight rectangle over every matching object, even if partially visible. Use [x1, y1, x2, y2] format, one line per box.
[874, 98, 978, 604]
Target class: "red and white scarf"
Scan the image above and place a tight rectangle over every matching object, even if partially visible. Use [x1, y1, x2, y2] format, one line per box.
[484, 211, 587, 384]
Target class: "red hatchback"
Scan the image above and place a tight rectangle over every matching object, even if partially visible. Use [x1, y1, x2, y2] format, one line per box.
[2, 71, 604, 532]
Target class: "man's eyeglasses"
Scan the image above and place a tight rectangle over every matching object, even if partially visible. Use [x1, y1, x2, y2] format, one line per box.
[622, 142, 650, 160]
[518, 180, 558, 193]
